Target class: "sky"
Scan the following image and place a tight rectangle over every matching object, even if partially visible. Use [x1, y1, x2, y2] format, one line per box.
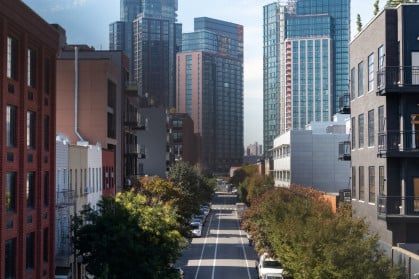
[23, 0, 376, 147]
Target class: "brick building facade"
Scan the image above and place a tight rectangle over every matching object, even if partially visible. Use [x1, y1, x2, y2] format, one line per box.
[1, 1, 59, 278]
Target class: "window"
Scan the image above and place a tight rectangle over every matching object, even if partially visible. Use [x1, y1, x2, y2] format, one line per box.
[378, 105, 385, 131]
[44, 172, 49, 207]
[358, 61, 364, 96]
[368, 110, 374, 147]
[44, 116, 50, 151]
[107, 80, 116, 110]
[379, 166, 385, 196]
[107, 113, 116, 139]
[378, 45, 385, 88]
[369, 166, 375, 203]
[358, 114, 364, 148]
[359, 166, 365, 201]
[25, 232, 35, 270]
[352, 167, 356, 199]
[7, 37, 17, 80]
[44, 58, 50, 94]
[350, 67, 356, 100]
[27, 172, 35, 209]
[6, 105, 17, 147]
[27, 111, 36, 149]
[351, 117, 356, 149]
[27, 48, 36, 87]
[6, 172, 17, 213]
[5, 238, 16, 279]
[368, 53, 374, 91]
[378, 45, 384, 70]
[43, 228, 49, 262]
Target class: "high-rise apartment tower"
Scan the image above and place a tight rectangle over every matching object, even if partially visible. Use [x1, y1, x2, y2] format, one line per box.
[263, 0, 350, 155]
[176, 17, 244, 174]
[109, 0, 181, 108]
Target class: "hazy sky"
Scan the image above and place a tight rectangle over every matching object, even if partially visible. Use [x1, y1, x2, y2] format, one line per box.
[23, 0, 375, 147]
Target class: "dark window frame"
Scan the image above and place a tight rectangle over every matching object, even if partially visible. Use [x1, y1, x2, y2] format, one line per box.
[27, 111, 36, 149]
[359, 166, 365, 201]
[368, 109, 375, 147]
[7, 36, 18, 80]
[25, 232, 35, 270]
[6, 172, 17, 213]
[27, 48, 36, 88]
[369, 166, 375, 203]
[5, 238, 16, 279]
[358, 114, 364, 148]
[27, 172, 35, 209]
[6, 105, 17, 147]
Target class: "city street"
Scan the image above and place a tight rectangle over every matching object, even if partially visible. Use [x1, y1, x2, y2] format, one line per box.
[176, 192, 259, 279]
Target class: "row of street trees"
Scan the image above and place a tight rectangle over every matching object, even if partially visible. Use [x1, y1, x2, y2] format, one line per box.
[230, 166, 405, 279]
[72, 162, 215, 279]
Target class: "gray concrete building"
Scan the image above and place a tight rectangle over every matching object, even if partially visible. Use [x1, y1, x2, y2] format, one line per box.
[272, 114, 350, 193]
[350, 3, 419, 254]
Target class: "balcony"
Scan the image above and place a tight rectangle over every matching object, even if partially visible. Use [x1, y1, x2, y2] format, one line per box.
[378, 131, 419, 157]
[125, 81, 139, 97]
[338, 141, 351, 161]
[338, 93, 350, 114]
[377, 196, 419, 220]
[125, 144, 140, 155]
[377, 66, 419, 95]
[125, 117, 147, 130]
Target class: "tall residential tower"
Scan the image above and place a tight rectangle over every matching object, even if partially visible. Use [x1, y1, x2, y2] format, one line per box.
[109, 0, 181, 108]
[263, 0, 350, 155]
[176, 17, 244, 174]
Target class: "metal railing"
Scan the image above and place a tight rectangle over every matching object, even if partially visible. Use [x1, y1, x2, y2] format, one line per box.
[378, 130, 419, 153]
[377, 195, 419, 216]
[377, 66, 419, 92]
[125, 143, 140, 154]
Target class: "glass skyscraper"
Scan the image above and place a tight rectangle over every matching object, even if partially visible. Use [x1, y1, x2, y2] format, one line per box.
[109, 0, 181, 108]
[177, 17, 244, 174]
[263, 0, 350, 155]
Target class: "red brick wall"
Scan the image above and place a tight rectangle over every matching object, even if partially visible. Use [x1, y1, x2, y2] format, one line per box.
[1, 1, 59, 278]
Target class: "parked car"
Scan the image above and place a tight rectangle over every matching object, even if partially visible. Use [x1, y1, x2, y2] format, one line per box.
[190, 223, 202, 237]
[200, 205, 210, 216]
[193, 214, 206, 225]
[258, 253, 284, 279]
[168, 266, 184, 279]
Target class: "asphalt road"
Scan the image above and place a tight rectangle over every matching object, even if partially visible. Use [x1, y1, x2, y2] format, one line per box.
[176, 192, 259, 279]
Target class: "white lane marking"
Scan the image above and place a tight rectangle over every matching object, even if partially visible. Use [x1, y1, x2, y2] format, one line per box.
[236, 211, 253, 279]
[193, 211, 215, 279]
[211, 210, 222, 279]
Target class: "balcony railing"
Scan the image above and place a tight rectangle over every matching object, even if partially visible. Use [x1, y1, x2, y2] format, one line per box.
[125, 144, 140, 155]
[378, 131, 419, 156]
[377, 66, 419, 94]
[338, 141, 351, 161]
[377, 195, 419, 217]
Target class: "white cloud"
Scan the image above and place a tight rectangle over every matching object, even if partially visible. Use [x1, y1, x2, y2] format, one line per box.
[45, 0, 90, 12]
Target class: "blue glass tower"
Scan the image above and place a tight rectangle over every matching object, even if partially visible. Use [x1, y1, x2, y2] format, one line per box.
[178, 17, 244, 174]
[263, 0, 350, 155]
[109, 0, 181, 108]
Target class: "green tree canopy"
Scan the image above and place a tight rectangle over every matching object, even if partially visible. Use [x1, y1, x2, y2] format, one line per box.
[356, 14, 363, 32]
[72, 191, 186, 279]
[242, 186, 405, 279]
[167, 161, 215, 222]
[374, 0, 380, 15]
[233, 164, 273, 205]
